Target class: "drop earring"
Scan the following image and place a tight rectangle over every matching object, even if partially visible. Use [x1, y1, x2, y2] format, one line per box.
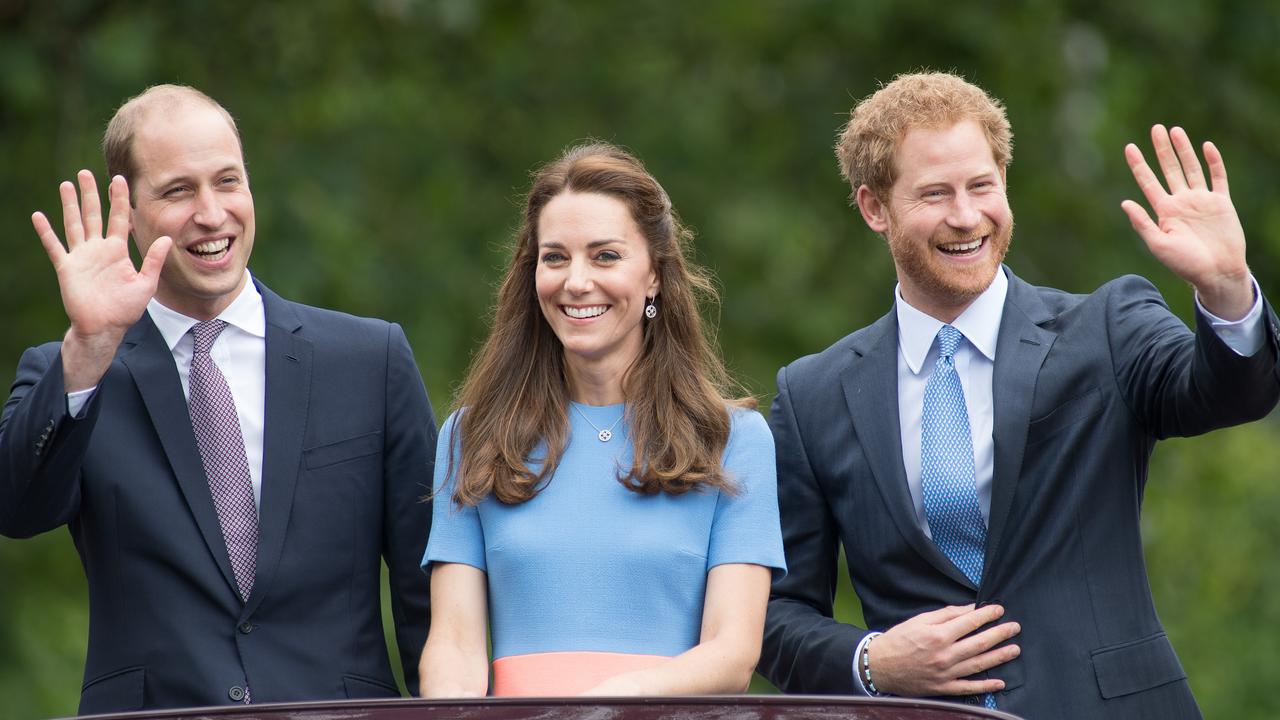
[644, 297, 658, 319]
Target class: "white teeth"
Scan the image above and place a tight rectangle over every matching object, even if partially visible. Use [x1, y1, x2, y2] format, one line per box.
[190, 238, 230, 255]
[564, 305, 608, 319]
[939, 237, 984, 252]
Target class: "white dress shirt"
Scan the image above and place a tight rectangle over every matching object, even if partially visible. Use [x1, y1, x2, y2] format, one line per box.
[852, 268, 1265, 694]
[896, 269, 1007, 535]
[67, 272, 267, 507]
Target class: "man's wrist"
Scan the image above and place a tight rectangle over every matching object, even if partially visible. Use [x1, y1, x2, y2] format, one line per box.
[852, 631, 886, 696]
[862, 633, 884, 696]
[1195, 274, 1265, 356]
[1194, 270, 1256, 322]
[60, 327, 122, 393]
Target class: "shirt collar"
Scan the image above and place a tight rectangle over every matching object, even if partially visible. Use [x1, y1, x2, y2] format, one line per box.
[147, 270, 266, 351]
[895, 266, 1008, 374]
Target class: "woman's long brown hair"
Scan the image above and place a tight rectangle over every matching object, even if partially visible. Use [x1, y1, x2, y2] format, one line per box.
[450, 142, 754, 506]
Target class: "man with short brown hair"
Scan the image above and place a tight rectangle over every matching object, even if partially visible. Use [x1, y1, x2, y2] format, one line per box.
[759, 71, 1278, 718]
[0, 85, 436, 713]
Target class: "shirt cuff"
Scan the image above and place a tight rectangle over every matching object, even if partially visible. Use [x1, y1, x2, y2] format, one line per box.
[852, 631, 883, 696]
[1196, 275, 1265, 357]
[66, 386, 98, 419]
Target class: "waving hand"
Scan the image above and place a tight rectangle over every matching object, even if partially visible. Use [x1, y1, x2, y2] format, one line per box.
[1121, 125, 1253, 320]
[31, 170, 171, 391]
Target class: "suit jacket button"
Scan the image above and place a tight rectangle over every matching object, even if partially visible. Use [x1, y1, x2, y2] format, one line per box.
[239, 622, 254, 634]
[228, 686, 246, 702]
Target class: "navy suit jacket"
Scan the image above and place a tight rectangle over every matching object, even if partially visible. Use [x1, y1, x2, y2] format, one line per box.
[0, 281, 437, 714]
[758, 267, 1280, 719]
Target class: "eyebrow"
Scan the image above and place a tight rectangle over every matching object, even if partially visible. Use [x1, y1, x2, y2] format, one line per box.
[913, 171, 1000, 190]
[538, 238, 625, 249]
[149, 164, 244, 189]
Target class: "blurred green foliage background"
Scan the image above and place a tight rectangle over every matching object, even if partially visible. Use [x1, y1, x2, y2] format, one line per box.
[1, 1, 1277, 717]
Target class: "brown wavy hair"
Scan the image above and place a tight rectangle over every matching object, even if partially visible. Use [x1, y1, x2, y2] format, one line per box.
[450, 142, 754, 506]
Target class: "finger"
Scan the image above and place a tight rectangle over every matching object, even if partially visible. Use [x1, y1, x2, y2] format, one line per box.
[1169, 127, 1207, 191]
[1124, 143, 1169, 210]
[1150, 124, 1187, 192]
[953, 642, 1021, 679]
[937, 677, 1008, 697]
[139, 236, 172, 284]
[105, 175, 132, 241]
[1203, 141, 1230, 195]
[31, 211, 67, 267]
[953, 621, 1021, 659]
[941, 604, 1005, 641]
[914, 604, 978, 625]
[77, 169, 104, 241]
[59, 180, 85, 248]
[1121, 199, 1164, 250]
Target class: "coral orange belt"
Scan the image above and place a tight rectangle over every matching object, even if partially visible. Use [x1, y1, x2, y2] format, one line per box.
[492, 651, 669, 696]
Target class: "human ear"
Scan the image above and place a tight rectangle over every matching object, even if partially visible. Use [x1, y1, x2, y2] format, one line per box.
[856, 185, 889, 233]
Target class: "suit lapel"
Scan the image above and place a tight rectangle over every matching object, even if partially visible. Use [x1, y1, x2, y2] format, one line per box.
[984, 269, 1056, 574]
[243, 284, 311, 617]
[120, 315, 241, 596]
[841, 311, 974, 588]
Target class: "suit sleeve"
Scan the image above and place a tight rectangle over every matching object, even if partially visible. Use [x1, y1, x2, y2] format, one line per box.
[1108, 275, 1280, 439]
[379, 323, 437, 696]
[0, 343, 102, 538]
[758, 365, 862, 693]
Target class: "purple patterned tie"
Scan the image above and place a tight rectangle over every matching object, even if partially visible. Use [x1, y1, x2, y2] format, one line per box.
[187, 320, 258, 602]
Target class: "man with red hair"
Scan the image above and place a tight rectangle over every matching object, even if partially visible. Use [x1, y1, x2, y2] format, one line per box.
[760, 71, 1278, 719]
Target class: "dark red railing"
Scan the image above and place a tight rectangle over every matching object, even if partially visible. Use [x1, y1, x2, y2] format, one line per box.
[76, 695, 1022, 720]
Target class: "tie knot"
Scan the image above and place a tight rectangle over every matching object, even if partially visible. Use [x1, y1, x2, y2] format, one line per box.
[936, 324, 963, 358]
[190, 320, 228, 354]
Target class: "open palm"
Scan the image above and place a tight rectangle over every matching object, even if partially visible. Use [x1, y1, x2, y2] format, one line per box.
[32, 171, 171, 337]
[1121, 125, 1251, 318]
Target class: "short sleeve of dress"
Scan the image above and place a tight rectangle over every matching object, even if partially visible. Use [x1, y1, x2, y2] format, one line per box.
[707, 408, 787, 579]
[422, 411, 487, 572]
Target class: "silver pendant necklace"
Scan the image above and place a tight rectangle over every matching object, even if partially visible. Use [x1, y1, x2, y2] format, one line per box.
[572, 404, 625, 442]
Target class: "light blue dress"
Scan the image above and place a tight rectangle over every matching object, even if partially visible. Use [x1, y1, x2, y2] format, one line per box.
[423, 403, 784, 692]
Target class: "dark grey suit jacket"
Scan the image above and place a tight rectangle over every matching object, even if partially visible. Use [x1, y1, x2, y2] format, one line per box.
[0, 281, 437, 714]
[759, 267, 1279, 719]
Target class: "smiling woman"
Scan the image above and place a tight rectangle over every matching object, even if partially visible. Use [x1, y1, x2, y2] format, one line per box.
[418, 143, 785, 698]
[533, 191, 658, 383]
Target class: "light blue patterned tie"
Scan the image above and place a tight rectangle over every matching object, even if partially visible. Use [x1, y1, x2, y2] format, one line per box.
[920, 325, 996, 710]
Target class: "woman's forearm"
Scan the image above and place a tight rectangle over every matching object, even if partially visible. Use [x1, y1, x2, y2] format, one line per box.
[419, 639, 489, 698]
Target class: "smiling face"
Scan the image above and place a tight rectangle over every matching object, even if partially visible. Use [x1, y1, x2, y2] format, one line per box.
[857, 119, 1012, 322]
[128, 101, 255, 320]
[534, 191, 659, 387]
